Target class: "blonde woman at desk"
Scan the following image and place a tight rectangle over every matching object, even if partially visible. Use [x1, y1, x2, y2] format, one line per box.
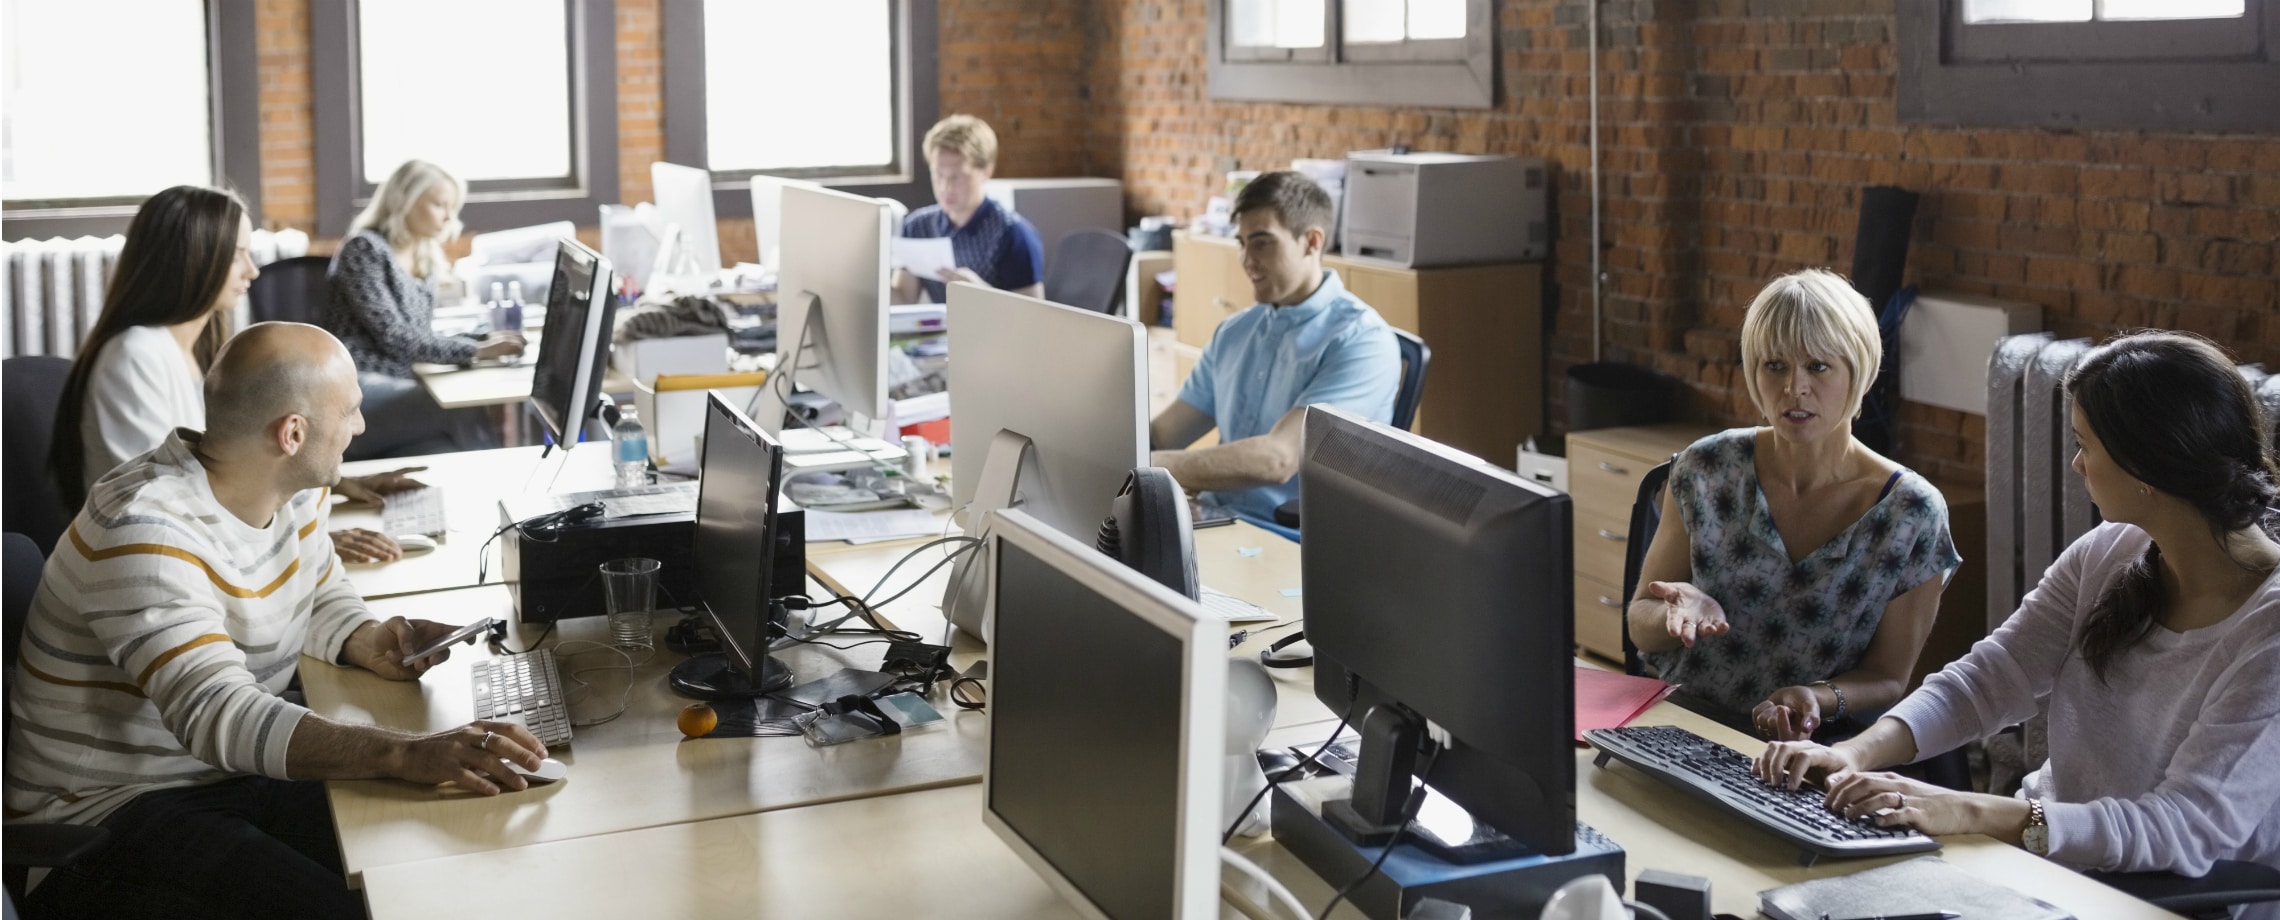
[49, 185, 419, 563]
[891, 114, 1045, 305]
[1758, 332, 2280, 909]
[327, 158, 520, 459]
[1625, 269, 1959, 741]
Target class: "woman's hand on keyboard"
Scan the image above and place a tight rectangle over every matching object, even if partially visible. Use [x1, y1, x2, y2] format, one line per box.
[1752, 739, 1859, 791]
[1645, 581, 1731, 648]
[395, 721, 548, 795]
[333, 528, 402, 564]
[335, 467, 428, 505]
[1823, 770, 1990, 836]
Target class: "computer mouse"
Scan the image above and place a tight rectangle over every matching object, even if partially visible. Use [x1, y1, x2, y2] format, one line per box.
[510, 757, 569, 784]
[393, 533, 438, 554]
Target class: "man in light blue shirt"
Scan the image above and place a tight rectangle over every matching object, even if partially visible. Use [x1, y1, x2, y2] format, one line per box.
[1150, 171, 1401, 519]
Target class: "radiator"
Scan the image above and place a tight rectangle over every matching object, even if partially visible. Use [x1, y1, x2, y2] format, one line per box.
[2, 228, 309, 359]
[1986, 334, 2280, 632]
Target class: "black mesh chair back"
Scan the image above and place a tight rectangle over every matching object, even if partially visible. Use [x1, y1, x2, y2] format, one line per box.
[1042, 229, 1132, 315]
[247, 255, 334, 326]
[1390, 329, 1430, 432]
[2, 357, 75, 554]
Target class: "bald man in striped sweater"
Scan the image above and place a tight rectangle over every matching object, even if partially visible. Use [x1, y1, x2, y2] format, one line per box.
[6, 323, 547, 920]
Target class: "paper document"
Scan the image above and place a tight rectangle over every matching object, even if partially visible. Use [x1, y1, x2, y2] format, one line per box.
[802, 508, 945, 544]
[892, 237, 958, 280]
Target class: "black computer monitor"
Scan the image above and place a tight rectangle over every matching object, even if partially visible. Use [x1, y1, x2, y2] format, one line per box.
[529, 239, 618, 448]
[671, 391, 792, 699]
[1300, 405, 1576, 860]
[984, 509, 1225, 919]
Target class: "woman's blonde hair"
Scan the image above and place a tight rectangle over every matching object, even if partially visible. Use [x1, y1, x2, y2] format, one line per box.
[1738, 268, 1882, 422]
[923, 114, 998, 170]
[348, 159, 465, 280]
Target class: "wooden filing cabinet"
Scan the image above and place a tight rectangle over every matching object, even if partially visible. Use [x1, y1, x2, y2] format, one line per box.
[1169, 232, 1544, 464]
[1564, 424, 1717, 664]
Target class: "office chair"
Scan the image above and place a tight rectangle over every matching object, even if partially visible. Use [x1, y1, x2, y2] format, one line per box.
[2, 532, 112, 910]
[1042, 229, 1132, 315]
[246, 255, 333, 326]
[1, 357, 75, 556]
[2084, 860, 2280, 920]
[1271, 329, 1433, 529]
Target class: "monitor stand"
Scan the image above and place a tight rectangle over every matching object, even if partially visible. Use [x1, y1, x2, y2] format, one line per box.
[1326, 707, 1544, 865]
[941, 429, 1036, 642]
[669, 653, 792, 700]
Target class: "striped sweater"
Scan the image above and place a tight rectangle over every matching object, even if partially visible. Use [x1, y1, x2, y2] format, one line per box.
[4, 430, 377, 826]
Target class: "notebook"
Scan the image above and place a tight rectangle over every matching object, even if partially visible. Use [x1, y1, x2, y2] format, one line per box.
[1759, 855, 2073, 920]
[1573, 666, 1677, 742]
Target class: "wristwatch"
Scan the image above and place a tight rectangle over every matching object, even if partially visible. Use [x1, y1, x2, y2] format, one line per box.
[2023, 797, 2050, 856]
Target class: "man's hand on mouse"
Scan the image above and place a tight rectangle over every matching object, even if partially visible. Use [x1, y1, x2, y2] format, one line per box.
[391, 721, 549, 795]
[332, 528, 402, 564]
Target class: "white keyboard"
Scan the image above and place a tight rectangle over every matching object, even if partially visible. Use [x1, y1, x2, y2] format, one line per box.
[470, 649, 574, 747]
[1201, 588, 1278, 623]
[380, 486, 448, 537]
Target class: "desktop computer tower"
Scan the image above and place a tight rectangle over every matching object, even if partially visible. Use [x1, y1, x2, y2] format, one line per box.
[498, 499, 806, 624]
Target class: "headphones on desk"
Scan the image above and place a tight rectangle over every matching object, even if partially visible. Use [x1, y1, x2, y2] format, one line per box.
[1258, 631, 1312, 670]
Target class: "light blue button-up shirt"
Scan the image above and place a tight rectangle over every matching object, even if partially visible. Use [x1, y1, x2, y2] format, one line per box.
[1177, 270, 1400, 518]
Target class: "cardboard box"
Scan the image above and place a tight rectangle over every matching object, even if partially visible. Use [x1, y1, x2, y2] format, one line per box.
[633, 371, 766, 469]
[615, 333, 729, 386]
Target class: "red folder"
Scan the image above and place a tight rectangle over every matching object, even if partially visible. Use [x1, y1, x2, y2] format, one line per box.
[1574, 666, 1676, 743]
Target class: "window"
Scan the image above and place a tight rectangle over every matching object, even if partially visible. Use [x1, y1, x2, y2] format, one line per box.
[1899, 0, 2278, 132]
[0, 0, 260, 240]
[1208, 0, 1493, 108]
[310, 0, 618, 234]
[660, 0, 939, 219]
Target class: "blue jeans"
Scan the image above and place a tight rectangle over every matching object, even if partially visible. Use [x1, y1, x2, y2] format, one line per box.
[21, 776, 363, 920]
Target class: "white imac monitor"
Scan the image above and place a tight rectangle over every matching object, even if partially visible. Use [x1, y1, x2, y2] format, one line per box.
[527, 240, 618, 449]
[773, 184, 900, 427]
[650, 161, 723, 276]
[748, 175, 819, 271]
[984, 509, 1225, 920]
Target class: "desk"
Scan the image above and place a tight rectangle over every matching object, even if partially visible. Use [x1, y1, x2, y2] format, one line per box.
[332, 445, 618, 599]
[356, 705, 2181, 920]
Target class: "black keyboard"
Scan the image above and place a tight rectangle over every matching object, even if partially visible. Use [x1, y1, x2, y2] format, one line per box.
[1584, 724, 1937, 865]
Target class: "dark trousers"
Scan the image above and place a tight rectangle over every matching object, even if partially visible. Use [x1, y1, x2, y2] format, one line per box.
[21, 776, 363, 920]
[351, 372, 495, 460]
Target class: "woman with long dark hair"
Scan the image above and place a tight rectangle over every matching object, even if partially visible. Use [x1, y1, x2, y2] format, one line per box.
[51, 185, 417, 563]
[1757, 331, 2280, 906]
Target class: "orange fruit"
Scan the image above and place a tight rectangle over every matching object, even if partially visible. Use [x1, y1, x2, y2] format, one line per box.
[678, 702, 719, 738]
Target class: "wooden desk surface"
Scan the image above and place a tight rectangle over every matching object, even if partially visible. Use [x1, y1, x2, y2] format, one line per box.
[332, 446, 618, 599]
[306, 586, 987, 886]
[357, 704, 2178, 920]
[411, 343, 635, 410]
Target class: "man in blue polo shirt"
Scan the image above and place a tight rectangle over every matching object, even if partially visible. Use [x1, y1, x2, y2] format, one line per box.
[1150, 170, 1401, 519]
[893, 114, 1045, 304]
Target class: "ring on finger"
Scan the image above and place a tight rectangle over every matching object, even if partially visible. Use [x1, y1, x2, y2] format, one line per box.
[480, 730, 495, 752]
[1895, 791, 1905, 810]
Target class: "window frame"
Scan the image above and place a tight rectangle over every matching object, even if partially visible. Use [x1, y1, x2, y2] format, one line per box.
[1206, 0, 1494, 109]
[0, 0, 262, 241]
[658, 0, 940, 221]
[1899, 0, 2280, 132]
[310, 0, 619, 235]
[1223, 0, 1333, 63]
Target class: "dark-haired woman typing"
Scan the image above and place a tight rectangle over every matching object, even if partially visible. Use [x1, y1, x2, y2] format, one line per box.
[1757, 331, 2280, 908]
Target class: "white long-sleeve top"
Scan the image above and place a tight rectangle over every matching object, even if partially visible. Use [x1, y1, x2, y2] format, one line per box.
[4, 430, 376, 827]
[78, 323, 205, 491]
[1888, 522, 2280, 912]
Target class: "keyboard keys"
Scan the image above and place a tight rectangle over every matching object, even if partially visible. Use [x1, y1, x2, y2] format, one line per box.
[468, 650, 574, 747]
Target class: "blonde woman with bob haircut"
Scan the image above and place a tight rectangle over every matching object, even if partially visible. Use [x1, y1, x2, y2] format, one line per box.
[1626, 268, 1960, 742]
[325, 159, 520, 458]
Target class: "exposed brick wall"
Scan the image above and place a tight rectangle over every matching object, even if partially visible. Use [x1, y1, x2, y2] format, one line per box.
[254, 0, 315, 230]
[1083, 0, 2280, 486]
[617, 0, 661, 209]
[939, 0, 1092, 178]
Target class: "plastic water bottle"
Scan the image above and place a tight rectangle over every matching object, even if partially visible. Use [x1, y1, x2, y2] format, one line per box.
[487, 282, 508, 333]
[503, 280, 526, 334]
[613, 407, 650, 490]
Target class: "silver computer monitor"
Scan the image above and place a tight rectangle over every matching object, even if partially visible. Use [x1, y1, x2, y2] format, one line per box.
[948, 283, 1149, 540]
[527, 239, 617, 447]
[650, 161, 723, 276]
[748, 175, 818, 271]
[774, 184, 899, 425]
[984, 509, 1225, 920]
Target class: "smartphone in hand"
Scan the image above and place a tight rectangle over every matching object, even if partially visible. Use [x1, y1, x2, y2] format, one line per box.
[400, 617, 502, 666]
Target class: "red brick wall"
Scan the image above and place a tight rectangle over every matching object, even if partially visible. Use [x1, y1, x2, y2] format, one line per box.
[1082, 0, 2280, 485]
[255, 0, 315, 230]
[939, 0, 1092, 178]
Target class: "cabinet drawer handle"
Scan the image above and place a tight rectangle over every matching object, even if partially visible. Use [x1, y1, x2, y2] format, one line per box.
[1595, 528, 1626, 542]
[1596, 595, 1623, 609]
[1596, 461, 1629, 475]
